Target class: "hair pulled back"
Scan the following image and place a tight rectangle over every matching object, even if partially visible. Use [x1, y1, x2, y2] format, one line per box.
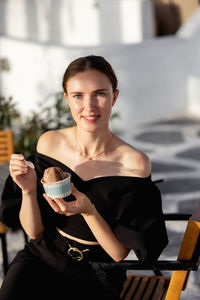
[62, 55, 118, 94]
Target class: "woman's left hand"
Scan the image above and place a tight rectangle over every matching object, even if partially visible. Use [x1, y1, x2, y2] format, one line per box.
[43, 184, 95, 216]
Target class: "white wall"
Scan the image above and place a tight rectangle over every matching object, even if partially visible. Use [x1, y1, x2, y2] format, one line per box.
[1, 32, 200, 131]
[177, 7, 200, 117]
[99, 0, 155, 44]
[1, 5, 200, 132]
[0, 0, 155, 46]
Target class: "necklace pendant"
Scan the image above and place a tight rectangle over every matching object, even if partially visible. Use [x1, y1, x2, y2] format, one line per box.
[88, 157, 92, 160]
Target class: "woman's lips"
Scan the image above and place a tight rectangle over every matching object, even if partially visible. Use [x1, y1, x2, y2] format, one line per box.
[82, 115, 99, 122]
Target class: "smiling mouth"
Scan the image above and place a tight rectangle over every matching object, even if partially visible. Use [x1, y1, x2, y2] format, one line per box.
[82, 115, 99, 121]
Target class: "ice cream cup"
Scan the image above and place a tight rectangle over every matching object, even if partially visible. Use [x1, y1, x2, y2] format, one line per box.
[41, 172, 71, 199]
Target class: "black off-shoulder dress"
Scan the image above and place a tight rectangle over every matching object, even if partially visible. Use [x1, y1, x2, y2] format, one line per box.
[0, 151, 168, 300]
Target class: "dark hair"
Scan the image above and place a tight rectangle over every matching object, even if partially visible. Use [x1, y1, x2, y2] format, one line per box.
[62, 55, 118, 93]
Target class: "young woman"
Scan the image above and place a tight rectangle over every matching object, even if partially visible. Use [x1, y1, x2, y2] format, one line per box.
[0, 55, 168, 299]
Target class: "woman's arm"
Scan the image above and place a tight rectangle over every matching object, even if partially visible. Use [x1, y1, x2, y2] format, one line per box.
[44, 185, 130, 262]
[82, 208, 130, 262]
[9, 154, 44, 239]
[19, 190, 44, 239]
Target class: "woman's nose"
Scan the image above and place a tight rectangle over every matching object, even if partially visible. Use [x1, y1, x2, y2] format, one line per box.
[84, 95, 95, 110]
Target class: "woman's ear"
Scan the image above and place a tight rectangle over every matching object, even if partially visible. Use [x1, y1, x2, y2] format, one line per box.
[112, 89, 119, 106]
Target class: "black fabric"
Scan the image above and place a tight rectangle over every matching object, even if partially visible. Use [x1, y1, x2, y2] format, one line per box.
[0, 150, 168, 262]
[26, 230, 114, 271]
[0, 254, 120, 300]
[0, 231, 124, 300]
[0, 150, 168, 299]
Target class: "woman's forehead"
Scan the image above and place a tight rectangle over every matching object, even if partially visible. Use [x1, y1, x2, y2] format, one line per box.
[66, 70, 112, 91]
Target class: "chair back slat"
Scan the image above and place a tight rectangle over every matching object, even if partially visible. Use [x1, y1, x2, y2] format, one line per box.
[177, 220, 200, 261]
[0, 130, 13, 163]
[165, 271, 188, 300]
[120, 275, 170, 300]
[165, 204, 200, 300]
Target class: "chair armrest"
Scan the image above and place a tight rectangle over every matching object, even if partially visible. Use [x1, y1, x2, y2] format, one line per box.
[95, 259, 200, 271]
[164, 213, 192, 221]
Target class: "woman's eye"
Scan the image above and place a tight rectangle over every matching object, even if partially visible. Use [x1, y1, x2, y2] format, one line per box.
[74, 94, 82, 99]
[96, 92, 105, 97]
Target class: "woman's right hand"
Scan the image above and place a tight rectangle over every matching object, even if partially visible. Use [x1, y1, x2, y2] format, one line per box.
[9, 153, 37, 194]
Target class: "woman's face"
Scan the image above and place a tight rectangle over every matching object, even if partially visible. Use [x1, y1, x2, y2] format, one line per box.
[64, 69, 119, 132]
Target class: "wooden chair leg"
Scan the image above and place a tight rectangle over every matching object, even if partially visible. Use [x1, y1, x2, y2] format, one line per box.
[0, 233, 8, 276]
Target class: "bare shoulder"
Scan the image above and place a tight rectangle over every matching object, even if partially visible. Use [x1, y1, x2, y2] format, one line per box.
[126, 147, 151, 177]
[114, 137, 151, 178]
[36, 127, 73, 155]
[36, 130, 56, 154]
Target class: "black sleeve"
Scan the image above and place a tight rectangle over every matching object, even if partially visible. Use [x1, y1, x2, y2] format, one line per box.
[113, 180, 168, 262]
[0, 155, 57, 231]
[0, 174, 22, 230]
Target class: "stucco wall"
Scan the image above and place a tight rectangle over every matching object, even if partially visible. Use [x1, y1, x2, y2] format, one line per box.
[1, 7, 200, 131]
[0, 0, 154, 45]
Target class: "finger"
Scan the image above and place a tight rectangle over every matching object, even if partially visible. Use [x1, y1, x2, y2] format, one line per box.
[54, 198, 78, 215]
[9, 167, 28, 178]
[10, 158, 27, 166]
[25, 161, 35, 169]
[11, 170, 28, 177]
[11, 153, 25, 160]
[71, 183, 76, 192]
[10, 163, 28, 173]
[10, 154, 27, 171]
[10, 158, 28, 171]
[67, 200, 77, 209]
[71, 183, 81, 197]
[54, 198, 68, 211]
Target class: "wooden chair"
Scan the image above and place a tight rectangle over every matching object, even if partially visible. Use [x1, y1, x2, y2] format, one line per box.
[119, 207, 200, 300]
[97, 207, 200, 300]
[0, 130, 28, 276]
[0, 130, 13, 275]
[0, 130, 13, 164]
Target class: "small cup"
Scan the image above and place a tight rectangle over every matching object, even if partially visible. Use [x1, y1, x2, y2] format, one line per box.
[41, 172, 71, 199]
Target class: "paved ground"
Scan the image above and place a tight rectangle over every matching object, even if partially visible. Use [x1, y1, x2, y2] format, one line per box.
[1, 115, 200, 299]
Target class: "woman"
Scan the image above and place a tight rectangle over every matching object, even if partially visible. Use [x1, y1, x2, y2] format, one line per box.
[0, 55, 168, 299]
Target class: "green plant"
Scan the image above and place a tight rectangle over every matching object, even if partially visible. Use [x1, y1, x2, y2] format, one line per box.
[14, 92, 74, 157]
[0, 95, 20, 130]
[39, 92, 74, 130]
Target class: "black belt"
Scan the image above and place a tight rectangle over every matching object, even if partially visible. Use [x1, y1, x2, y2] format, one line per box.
[59, 234, 104, 262]
[66, 241, 90, 261]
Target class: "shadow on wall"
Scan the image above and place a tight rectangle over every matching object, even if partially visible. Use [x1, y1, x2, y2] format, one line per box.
[0, 0, 64, 43]
[154, 2, 182, 35]
[98, 0, 122, 44]
[25, 0, 62, 43]
[0, 0, 119, 44]
[153, 0, 200, 36]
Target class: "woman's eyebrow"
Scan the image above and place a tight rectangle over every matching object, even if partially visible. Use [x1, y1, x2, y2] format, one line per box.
[70, 91, 83, 95]
[70, 89, 108, 94]
[94, 89, 108, 92]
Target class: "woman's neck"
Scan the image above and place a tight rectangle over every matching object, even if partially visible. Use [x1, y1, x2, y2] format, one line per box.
[74, 127, 113, 160]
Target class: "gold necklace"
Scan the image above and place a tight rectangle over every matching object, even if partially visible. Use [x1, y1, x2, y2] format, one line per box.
[74, 130, 113, 161]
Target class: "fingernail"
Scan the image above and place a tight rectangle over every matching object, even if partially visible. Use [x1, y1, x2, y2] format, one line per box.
[25, 161, 35, 169]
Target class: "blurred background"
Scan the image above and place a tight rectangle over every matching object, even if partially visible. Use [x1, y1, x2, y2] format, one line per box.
[1, 1, 200, 298]
[1, 0, 200, 143]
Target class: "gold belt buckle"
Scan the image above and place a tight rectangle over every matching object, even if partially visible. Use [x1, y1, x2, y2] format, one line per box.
[67, 244, 89, 261]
